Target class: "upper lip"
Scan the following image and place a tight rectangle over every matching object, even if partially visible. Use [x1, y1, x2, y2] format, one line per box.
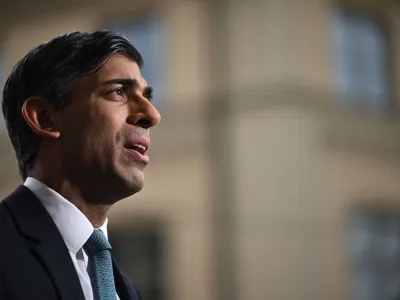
[124, 136, 150, 154]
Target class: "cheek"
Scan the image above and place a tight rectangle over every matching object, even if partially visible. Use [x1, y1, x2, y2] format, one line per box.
[83, 109, 125, 154]
[61, 102, 127, 159]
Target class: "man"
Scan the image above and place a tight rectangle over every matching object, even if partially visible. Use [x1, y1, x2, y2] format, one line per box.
[0, 30, 161, 300]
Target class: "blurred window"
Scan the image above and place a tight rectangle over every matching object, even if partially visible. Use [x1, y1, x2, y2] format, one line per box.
[332, 9, 391, 111]
[348, 210, 400, 300]
[105, 14, 165, 108]
[110, 225, 164, 300]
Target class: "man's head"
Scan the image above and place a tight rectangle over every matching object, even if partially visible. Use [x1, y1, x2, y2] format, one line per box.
[2, 30, 161, 203]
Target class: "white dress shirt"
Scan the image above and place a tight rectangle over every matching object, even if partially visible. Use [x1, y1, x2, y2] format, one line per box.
[24, 177, 120, 300]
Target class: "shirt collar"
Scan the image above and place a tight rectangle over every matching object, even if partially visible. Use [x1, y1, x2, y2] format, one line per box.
[98, 217, 109, 239]
[24, 177, 109, 254]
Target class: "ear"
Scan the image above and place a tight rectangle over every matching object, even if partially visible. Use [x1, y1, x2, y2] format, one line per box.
[22, 97, 61, 139]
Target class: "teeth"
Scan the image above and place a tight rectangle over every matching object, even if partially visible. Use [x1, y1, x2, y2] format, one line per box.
[134, 144, 146, 151]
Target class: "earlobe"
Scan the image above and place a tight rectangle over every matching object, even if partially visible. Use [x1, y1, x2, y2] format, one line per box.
[22, 97, 61, 139]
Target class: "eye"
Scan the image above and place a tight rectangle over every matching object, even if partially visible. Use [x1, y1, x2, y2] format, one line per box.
[106, 87, 127, 99]
[113, 88, 124, 95]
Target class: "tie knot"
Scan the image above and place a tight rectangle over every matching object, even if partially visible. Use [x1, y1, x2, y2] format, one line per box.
[84, 229, 112, 254]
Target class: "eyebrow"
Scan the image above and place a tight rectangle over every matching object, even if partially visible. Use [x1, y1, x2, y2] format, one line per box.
[101, 78, 140, 87]
[101, 78, 153, 101]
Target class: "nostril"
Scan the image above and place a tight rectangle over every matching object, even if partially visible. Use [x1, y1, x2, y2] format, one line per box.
[135, 118, 152, 129]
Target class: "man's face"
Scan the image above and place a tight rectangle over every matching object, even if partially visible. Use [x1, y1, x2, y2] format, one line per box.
[57, 54, 161, 203]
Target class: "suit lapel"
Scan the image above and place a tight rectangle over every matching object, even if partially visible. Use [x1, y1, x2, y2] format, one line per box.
[112, 255, 142, 300]
[3, 186, 86, 300]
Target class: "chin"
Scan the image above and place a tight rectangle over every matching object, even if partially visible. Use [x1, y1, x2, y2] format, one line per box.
[122, 170, 145, 194]
[112, 164, 146, 199]
[111, 181, 143, 203]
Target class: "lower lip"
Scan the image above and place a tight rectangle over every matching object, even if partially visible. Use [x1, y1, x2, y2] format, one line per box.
[124, 148, 150, 164]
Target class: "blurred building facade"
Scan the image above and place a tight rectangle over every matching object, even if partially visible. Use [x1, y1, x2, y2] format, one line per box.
[0, 0, 400, 300]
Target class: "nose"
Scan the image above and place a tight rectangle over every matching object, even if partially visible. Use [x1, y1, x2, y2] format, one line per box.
[127, 99, 161, 129]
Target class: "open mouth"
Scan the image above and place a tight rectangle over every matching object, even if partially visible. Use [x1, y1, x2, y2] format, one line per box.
[124, 144, 147, 155]
[123, 137, 150, 164]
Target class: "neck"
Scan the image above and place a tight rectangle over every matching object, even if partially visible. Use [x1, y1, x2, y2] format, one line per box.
[68, 200, 109, 229]
[28, 171, 111, 228]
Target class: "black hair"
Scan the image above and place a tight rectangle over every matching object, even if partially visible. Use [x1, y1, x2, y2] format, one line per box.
[2, 30, 143, 180]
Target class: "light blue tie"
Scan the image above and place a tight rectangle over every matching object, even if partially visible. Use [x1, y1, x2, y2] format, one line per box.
[84, 229, 117, 300]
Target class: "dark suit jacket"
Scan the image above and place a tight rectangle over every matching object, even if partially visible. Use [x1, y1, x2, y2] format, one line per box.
[0, 185, 142, 300]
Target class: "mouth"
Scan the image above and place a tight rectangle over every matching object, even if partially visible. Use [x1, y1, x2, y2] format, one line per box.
[124, 144, 147, 155]
[124, 139, 150, 164]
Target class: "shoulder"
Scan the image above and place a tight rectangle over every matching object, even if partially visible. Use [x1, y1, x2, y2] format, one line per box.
[0, 198, 14, 233]
[0, 196, 17, 277]
[0, 186, 34, 247]
[0, 187, 24, 230]
[0, 194, 21, 252]
[0, 199, 7, 215]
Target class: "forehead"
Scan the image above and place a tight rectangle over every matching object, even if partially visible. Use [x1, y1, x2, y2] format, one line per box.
[95, 54, 147, 87]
